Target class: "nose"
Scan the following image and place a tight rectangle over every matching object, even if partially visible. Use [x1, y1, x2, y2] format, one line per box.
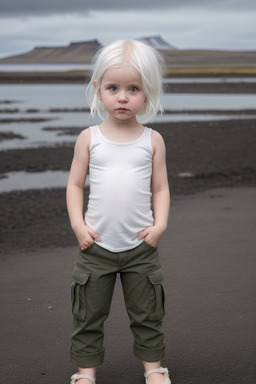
[118, 91, 128, 103]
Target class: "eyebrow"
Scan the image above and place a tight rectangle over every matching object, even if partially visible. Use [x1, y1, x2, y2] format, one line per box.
[129, 83, 142, 87]
[104, 82, 142, 87]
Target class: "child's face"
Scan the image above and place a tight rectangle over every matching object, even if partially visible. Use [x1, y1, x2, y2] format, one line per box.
[95, 61, 147, 123]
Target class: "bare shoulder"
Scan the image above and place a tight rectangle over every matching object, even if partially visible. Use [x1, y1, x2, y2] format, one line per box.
[151, 129, 166, 153]
[74, 127, 91, 151]
[77, 127, 91, 143]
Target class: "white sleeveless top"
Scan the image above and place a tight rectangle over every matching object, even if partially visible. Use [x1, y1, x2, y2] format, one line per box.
[84, 125, 154, 252]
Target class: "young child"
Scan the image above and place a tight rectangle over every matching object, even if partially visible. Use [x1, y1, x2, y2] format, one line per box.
[66, 39, 171, 384]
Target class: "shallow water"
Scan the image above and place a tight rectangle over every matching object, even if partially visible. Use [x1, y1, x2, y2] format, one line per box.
[162, 93, 256, 110]
[1, 83, 256, 192]
[1, 84, 256, 111]
[0, 171, 90, 193]
[0, 84, 87, 109]
[0, 63, 92, 72]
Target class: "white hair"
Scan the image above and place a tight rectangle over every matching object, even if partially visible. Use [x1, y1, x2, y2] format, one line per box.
[86, 39, 164, 124]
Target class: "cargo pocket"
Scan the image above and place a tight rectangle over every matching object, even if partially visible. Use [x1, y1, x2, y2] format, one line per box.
[80, 242, 96, 253]
[148, 268, 165, 321]
[143, 240, 157, 250]
[71, 262, 91, 322]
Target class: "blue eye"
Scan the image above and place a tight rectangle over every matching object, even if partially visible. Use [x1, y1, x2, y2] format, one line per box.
[110, 86, 117, 92]
[130, 87, 138, 93]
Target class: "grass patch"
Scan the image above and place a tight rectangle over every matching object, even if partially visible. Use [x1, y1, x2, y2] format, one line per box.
[163, 67, 256, 75]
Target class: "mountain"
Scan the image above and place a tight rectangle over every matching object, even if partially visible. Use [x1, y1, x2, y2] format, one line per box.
[0, 40, 102, 64]
[0, 36, 255, 68]
[137, 35, 176, 50]
[0, 36, 175, 64]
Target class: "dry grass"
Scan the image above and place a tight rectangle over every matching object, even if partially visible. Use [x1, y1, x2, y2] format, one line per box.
[163, 67, 256, 75]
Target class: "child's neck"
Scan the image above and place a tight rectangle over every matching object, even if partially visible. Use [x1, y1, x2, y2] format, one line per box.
[103, 115, 141, 129]
[99, 119, 144, 143]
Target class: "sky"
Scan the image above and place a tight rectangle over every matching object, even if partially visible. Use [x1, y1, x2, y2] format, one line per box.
[0, 0, 256, 58]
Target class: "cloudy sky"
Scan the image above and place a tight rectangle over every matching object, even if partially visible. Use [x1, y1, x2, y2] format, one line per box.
[0, 0, 255, 58]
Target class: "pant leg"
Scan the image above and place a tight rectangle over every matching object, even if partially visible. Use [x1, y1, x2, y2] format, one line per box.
[70, 243, 117, 368]
[120, 241, 166, 362]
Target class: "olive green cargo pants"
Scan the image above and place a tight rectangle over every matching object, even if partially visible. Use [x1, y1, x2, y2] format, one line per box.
[70, 241, 165, 368]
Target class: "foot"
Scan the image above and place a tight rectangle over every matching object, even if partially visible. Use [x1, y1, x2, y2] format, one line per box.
[74, 380, 94, 384]
[70, 372, 96, 384]
[146, 372, 166, 384]
[144, 367, 171, 384]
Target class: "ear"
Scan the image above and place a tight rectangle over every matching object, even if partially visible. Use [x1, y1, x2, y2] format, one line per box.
[93, 80, 102, 100]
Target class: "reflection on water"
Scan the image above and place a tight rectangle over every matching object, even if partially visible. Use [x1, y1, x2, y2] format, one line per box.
[1, 84, 256, 111]
[162, 93, 256, 110]
[0, 171, 90, 193]
[0, 84, 88, 109]
[0, 63, 92, 72]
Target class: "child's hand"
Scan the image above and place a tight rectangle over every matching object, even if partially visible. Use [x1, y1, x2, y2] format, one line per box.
[138, 225, 165, 248]
[73, 224, 101, 250]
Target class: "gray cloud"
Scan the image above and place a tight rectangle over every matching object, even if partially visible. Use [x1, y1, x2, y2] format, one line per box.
[0, 0, 255, 57]
[1, 0, 256, 16]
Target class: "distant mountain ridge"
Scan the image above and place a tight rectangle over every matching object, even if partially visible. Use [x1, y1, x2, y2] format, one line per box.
[0, 36, 255, 68]
[0, 39, 103, 64]
[0, 36, 175, 64]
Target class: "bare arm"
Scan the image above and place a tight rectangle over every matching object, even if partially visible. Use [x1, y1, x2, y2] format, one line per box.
[66, 128, 100, 249]
[138, 130, 170, 247]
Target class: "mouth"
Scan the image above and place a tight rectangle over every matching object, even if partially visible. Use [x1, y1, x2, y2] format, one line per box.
[117, 108, 128, 111]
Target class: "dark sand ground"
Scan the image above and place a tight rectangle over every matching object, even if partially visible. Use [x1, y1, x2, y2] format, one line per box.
[0, 187, 255, 384]
[0, 80, 256, 383]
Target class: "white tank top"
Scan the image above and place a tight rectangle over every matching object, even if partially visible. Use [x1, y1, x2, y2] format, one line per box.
[84, 125, 154, 252]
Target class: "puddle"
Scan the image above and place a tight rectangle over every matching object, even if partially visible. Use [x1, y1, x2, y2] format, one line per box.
[0, 170, 89, 193]
[178, 172, 194, 178]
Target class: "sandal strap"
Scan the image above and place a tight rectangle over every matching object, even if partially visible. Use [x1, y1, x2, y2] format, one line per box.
[70, 373, 96, 384]
[144, 367, 169, 378]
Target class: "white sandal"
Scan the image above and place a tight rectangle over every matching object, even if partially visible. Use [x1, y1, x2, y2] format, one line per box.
[144, 367, 171, 384]
[70, 372, 96, 384]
